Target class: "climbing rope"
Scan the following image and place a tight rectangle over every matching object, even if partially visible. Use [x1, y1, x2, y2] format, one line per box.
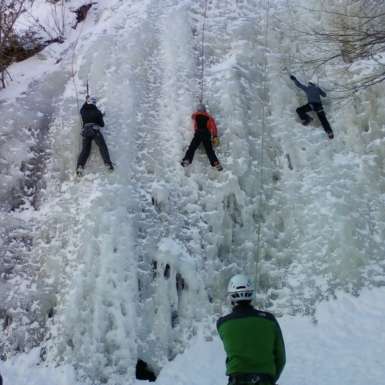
[71, 21, 86, 112]
[255, 0, 271, 293]
[199, 0, 209, 104]
[70, 21, 87, 167]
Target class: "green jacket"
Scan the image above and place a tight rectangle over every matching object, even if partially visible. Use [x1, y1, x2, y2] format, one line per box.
[217, 303, 286, 383]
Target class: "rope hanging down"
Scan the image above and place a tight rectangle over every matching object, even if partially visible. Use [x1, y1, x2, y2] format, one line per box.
[199, 0, 209, 104]
[71, 28, 83, 111]
[70, 21, 87, 164]
[255, 0, 271, 290]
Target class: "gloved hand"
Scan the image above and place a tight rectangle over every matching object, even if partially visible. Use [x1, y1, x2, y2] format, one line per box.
[290, 75, 296, 81]
[85, 95, 90, 102]
[212, 137, 219, 146]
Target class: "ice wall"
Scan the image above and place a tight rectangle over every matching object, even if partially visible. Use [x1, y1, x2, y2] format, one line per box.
[1, 0, 385, 384]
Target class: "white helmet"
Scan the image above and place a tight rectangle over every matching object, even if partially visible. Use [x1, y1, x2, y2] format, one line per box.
[308, 75, 318, 86]
[227, 274, 254, 304]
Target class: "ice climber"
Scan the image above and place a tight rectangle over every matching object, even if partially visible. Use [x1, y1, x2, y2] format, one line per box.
[76, 96, 114, 176]
[290, 74, 334, 139]
[181, 104, 223, 171]
[217, 274, 286, 385]
[72, 3, 94, 30]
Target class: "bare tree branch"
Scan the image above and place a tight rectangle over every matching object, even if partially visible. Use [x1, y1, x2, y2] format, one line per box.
[288, 1, 385, 97]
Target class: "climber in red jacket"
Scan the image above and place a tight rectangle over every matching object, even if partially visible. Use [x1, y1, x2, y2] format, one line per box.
[181, 104, 222, 171]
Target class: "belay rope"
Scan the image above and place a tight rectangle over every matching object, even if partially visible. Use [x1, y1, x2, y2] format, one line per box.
[70, 21, 87, 166]
[198, 0, 271, 288]
[255, 0, 271, 294]
[199, 0, 209, 104]
[70, 23, 85, 113]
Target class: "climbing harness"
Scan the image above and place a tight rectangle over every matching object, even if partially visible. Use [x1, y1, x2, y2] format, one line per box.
[199, 0, 209, 104]
[255, 0, 271, 293]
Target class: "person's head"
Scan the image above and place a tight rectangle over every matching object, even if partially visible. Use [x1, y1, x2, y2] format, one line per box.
[197, 103, 206, 113]
[308, 75, 318, 87]
[88, 96, 97, 105]
[227, 274, 254, 306]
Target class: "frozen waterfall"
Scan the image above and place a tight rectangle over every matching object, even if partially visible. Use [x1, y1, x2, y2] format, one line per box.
[1, 1, 385, 385]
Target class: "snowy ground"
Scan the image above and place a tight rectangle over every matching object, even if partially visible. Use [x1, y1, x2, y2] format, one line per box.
[1, 0, 385, 384]
[1, 286, 385, 385]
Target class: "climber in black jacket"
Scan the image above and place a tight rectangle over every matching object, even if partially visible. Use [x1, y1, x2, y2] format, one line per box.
[290, 75, 334, 139]
[76, 96, 113, 176]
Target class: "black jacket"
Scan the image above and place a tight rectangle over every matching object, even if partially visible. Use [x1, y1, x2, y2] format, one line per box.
[80, 103, 105, 127]
[292, 78, 326, 104]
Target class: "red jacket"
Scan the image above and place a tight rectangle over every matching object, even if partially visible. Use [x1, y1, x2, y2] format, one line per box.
[191, 112, 218, 137]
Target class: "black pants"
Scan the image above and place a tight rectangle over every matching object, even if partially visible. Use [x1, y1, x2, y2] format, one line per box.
[77, 131, 112, 168]
[228, 373, 272, 385]
[296, 103, 333, 136]
[183, 129, 219, 166]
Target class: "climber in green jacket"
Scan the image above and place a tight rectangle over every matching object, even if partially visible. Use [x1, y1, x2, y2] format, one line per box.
[217, 274, 286, 385]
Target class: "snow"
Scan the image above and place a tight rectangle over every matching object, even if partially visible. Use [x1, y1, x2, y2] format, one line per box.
[157, 287, 385, 385]
[1, 286, 385, 385]
[1, 0, 385, 384]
